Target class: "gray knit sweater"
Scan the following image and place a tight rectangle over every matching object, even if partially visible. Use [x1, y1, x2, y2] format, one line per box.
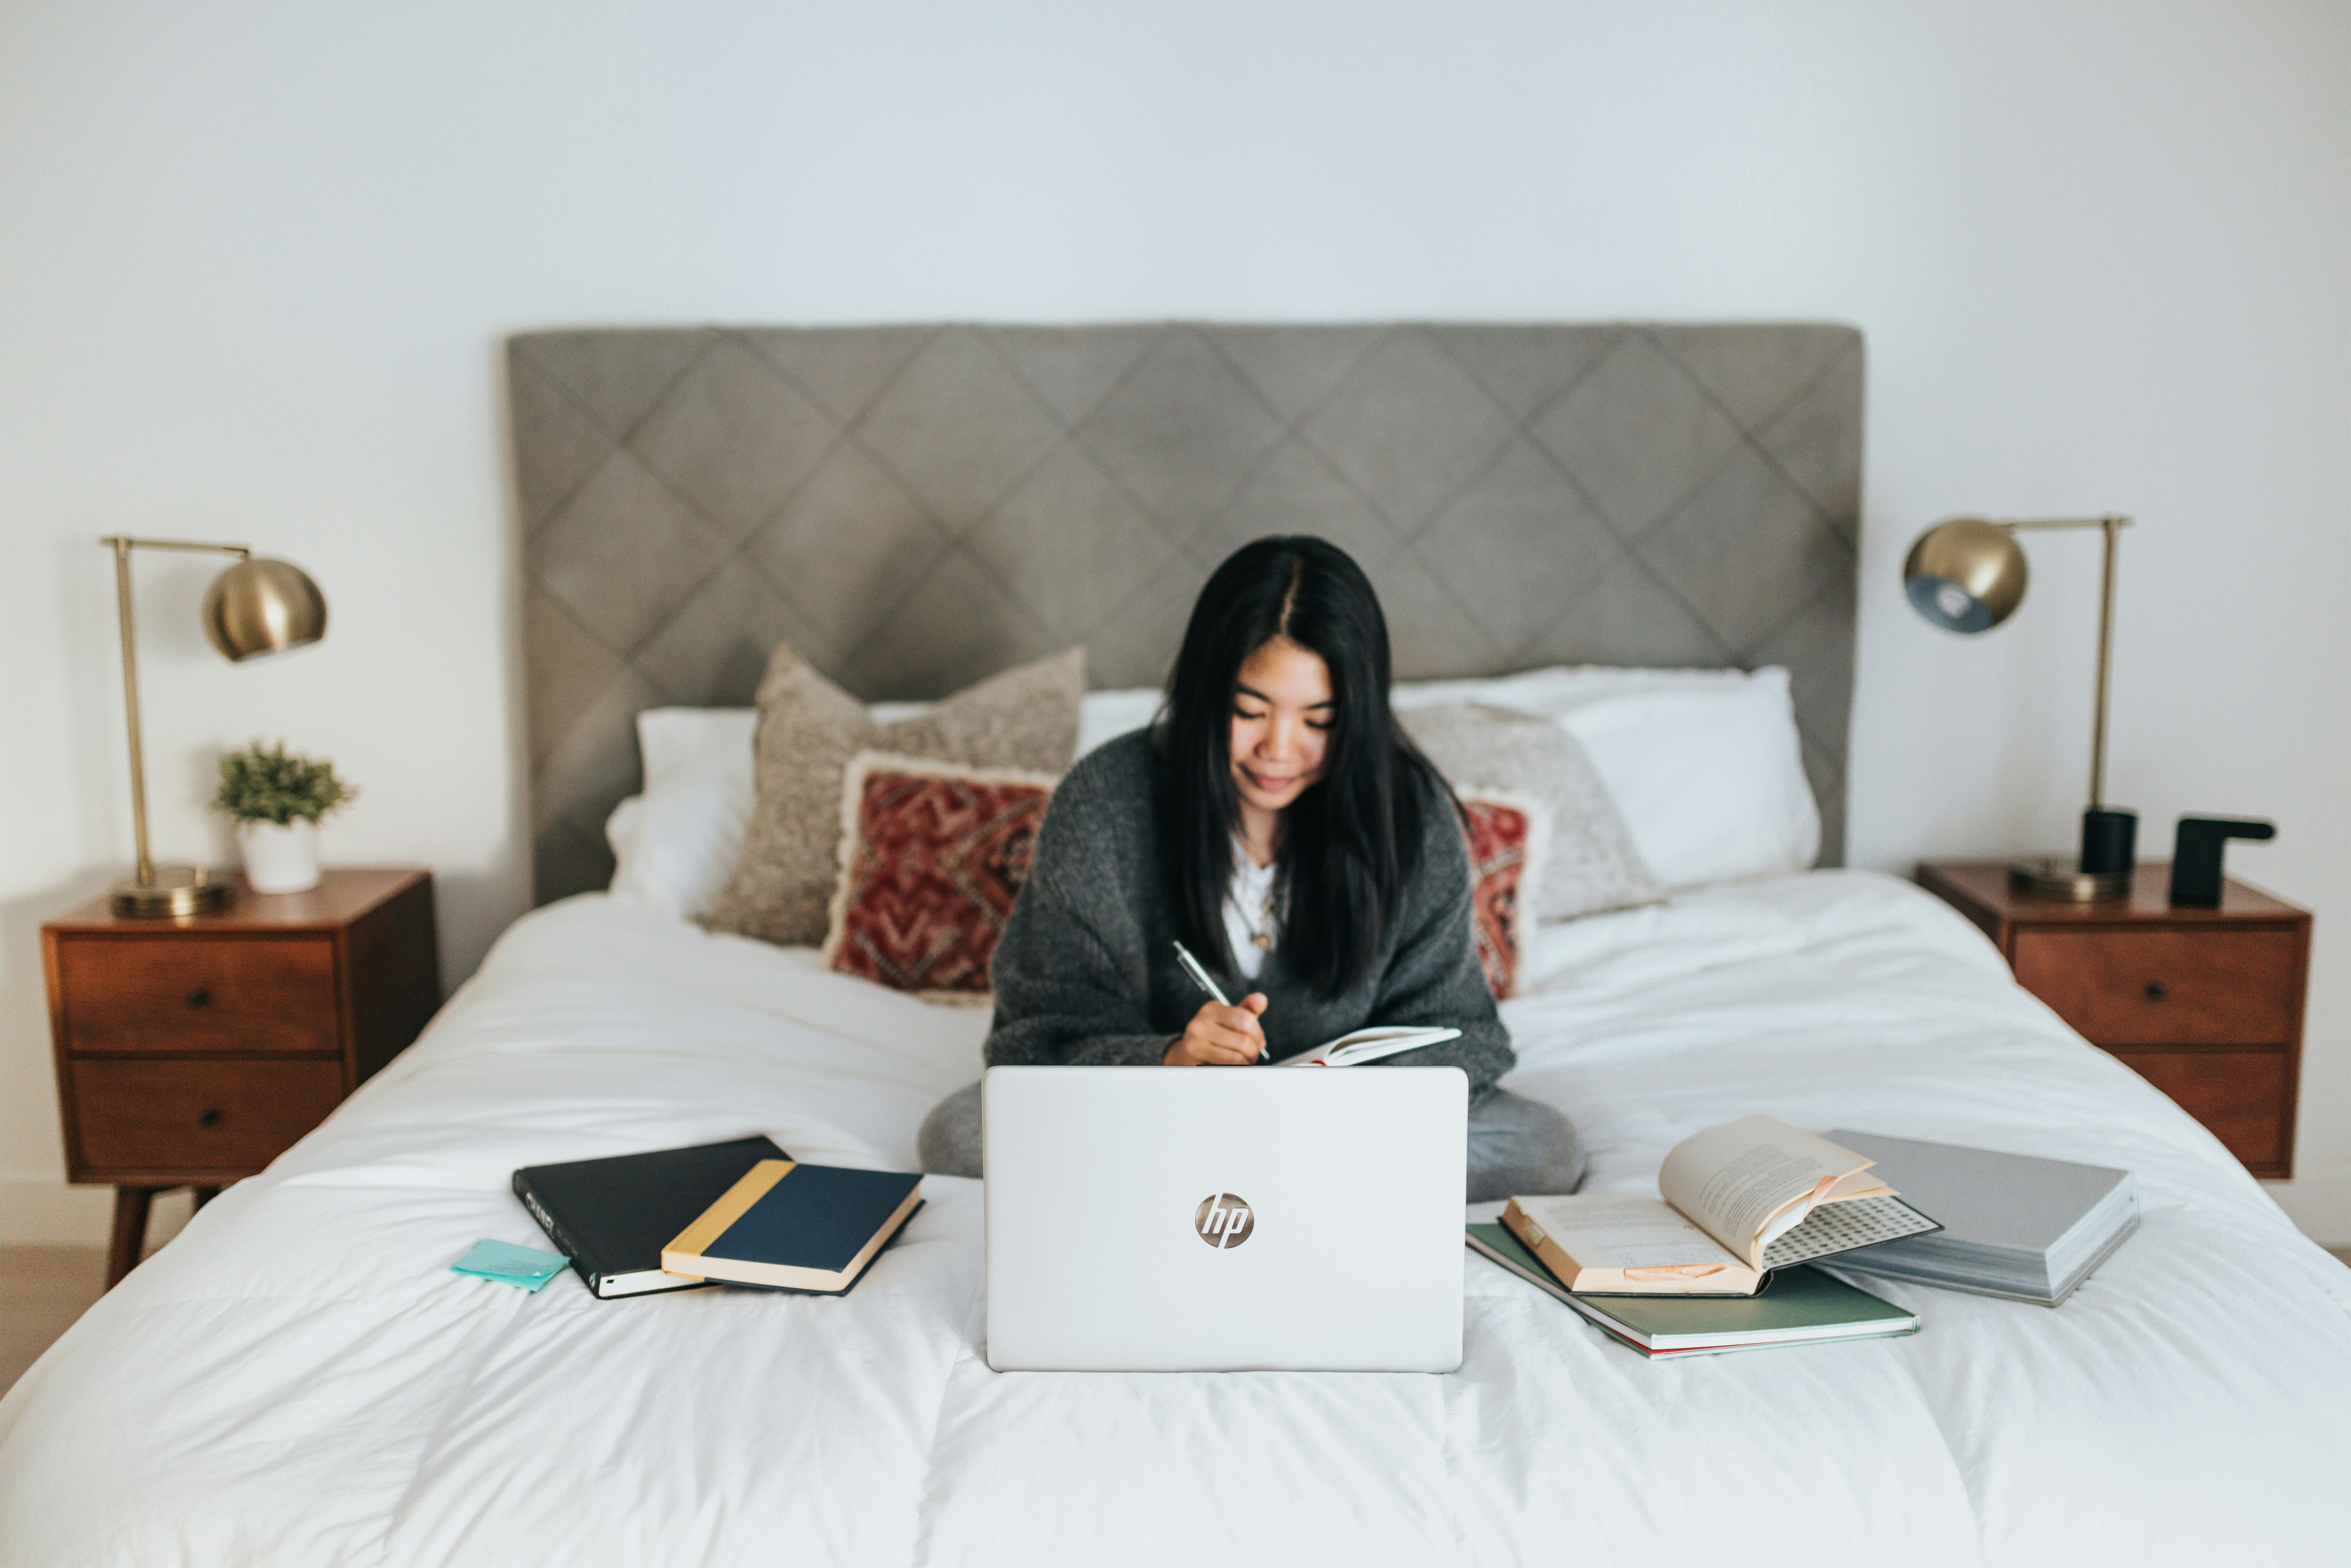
[984, 730, 1514, 1089]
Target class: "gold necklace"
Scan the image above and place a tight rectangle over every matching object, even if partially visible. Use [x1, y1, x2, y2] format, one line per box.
[1237, 834, 1280, 952]
[1240, 870, 1278, 951]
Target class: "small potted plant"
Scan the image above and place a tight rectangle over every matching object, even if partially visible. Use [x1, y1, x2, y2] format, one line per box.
[213, 741, 357, 894]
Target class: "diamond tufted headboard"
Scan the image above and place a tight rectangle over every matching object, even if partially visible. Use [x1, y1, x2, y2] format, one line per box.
[511, 322, 1862, 904]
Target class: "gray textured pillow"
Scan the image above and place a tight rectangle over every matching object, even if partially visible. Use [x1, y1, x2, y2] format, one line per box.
[1402, 702, 1663, 921]
[704, 643, 1084, 947]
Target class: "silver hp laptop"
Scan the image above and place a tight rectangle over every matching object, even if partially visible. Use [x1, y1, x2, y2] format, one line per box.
[984, 1065, 1467, 1372]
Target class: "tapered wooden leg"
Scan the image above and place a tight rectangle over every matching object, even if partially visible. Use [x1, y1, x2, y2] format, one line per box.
[106, 1186, 154, 1289]
[190, 1185, 219, 1211]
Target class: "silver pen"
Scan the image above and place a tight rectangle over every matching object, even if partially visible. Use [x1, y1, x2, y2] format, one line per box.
[1171, 940, 1232, 1006]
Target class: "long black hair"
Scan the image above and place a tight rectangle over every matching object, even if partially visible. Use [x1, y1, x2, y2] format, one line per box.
[1155, 536, 1447, 998]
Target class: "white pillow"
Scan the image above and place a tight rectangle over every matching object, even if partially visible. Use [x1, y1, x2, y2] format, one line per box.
[605, 744, 755, 919]
[1398, 663, 1818, 889]
[636, 708, 757, 794]
[608, 693, 1164, 917]
[1076, 688, 1162, 756]
[1390, 662, 1751, 715]
[1552, 670, 1816, 889]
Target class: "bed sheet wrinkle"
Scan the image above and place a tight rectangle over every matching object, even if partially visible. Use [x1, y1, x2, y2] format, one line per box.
[1444, 1293, 1978, 1565]
[1881, 1250, 2348, 1565]
[11, 879, 2351, 1566]
[914, 1360, 1460, 1568]
[378, 1205, 980, 1566]
[374, 1268, 551, 1565]
[905, 1260, 987, 1568]
[0, 1293, 498, 1564]
[1517, 869, 2011, 1003]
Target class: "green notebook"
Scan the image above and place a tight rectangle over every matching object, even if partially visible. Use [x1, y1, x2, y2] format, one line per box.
[1468, 1224, 1918, 1358]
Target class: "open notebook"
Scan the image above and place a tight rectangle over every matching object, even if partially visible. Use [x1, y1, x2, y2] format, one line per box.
[1274, 1026, 1460, 1068]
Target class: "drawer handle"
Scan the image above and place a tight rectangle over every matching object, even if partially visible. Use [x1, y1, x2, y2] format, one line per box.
[185, 988, 211, 1009]
[2145, 981, 2168, 1001]
[197, 1108, 223, 1129]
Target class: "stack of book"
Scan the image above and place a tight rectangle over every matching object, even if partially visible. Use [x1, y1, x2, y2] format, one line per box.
[1471, 1115, 1931, 1358]
[1473, 1116, 2145, 1355]
[1467, 1224, 1919, 1358]
[513, 1137, 924, 1301]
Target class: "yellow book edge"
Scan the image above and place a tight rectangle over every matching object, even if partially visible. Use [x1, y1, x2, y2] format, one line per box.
[660, 1159, 923, 1293]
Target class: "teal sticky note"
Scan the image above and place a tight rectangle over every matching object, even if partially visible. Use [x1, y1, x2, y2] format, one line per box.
[451, 1239, 569, 1292]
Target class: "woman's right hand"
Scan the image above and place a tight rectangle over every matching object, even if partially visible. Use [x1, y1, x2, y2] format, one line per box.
[1164, 994, 1269, 1065]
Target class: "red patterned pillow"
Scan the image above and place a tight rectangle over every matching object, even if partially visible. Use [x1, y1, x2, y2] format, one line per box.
[822, 752, 1058, 1000]
[1458, 791, 1551, 1001]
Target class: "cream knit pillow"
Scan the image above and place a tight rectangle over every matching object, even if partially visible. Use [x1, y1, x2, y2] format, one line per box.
[703, 643, 1084, 947]
[1402, 702, 1662, 921]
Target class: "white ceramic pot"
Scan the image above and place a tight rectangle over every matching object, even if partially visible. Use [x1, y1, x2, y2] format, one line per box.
[240, 818, 321, 894]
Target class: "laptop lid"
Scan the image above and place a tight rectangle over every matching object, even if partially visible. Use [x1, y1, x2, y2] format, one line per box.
[983, 1066, 1467, 1373]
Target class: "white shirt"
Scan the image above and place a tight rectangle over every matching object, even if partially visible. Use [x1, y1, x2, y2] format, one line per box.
[1222, 844, 1280, 981]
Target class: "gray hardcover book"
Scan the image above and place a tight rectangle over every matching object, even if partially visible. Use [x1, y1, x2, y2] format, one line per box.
[1823, 1131, 2139, 1307]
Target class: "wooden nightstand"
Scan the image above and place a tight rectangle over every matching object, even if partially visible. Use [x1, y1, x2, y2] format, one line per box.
[1918, 860, 2311, 1178]
[42, 867, 440, 1286]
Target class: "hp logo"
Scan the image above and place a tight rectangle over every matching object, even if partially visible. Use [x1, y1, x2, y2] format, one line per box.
[1194, 1193, 1254, 1249]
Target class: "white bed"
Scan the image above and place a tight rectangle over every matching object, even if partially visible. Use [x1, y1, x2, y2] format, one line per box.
[5, 869, 2347, 1566]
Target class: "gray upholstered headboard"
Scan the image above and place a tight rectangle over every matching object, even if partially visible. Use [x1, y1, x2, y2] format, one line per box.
[511, 322, 1861, 904]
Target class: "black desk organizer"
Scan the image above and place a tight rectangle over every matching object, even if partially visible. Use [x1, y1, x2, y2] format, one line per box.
[2169, 816, 2276, 907]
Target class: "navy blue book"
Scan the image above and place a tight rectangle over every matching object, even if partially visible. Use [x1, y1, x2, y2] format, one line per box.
[512, 1135, 786, 1300]
[661, 1160, 924, 1295]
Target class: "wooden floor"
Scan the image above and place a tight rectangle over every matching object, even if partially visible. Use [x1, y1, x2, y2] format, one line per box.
[3, 1190, 192, 1397]
[9, 1242, 2351, 1401]
[2, 1246, 110, 1398]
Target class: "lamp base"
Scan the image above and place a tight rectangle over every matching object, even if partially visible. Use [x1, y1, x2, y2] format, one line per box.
[110, 864, 232, 918]
[2008, 854, 2132, 903]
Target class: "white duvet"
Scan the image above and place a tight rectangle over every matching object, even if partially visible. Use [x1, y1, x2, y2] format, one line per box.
[4, 871, 2348, 1566]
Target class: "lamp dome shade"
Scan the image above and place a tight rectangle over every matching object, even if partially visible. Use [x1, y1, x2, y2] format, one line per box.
[202, 557, 327, 660]
[1903, 517, 2027, 634]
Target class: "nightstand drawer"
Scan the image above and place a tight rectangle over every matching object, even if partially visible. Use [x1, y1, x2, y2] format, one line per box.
[2011, 928, 2299, 1046]
[67, 1056, 345, 1174]
[54, 935, 338, 1055]
[2110, 1048, 2292, 1175]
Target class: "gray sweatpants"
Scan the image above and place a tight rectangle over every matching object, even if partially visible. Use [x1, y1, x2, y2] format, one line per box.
[916, 1078, 1587, 1203]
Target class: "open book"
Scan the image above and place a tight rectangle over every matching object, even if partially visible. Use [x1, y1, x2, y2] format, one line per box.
[1502, 1114, 1941, 1296]
[1275, 1026, 1460, 1068]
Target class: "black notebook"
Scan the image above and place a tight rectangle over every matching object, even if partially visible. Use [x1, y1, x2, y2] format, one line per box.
[513, 1135, 785, 1299]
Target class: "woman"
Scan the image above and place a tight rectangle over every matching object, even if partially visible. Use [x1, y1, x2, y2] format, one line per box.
[917, 536, 1586, 1203]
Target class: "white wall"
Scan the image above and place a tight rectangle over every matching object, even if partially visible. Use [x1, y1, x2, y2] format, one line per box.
[5, 1, 2347, 1242]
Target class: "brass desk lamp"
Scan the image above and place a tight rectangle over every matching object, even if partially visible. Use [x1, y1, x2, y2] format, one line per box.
[1902, 514, 2136, 901]
[100, 536, 328, 916]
